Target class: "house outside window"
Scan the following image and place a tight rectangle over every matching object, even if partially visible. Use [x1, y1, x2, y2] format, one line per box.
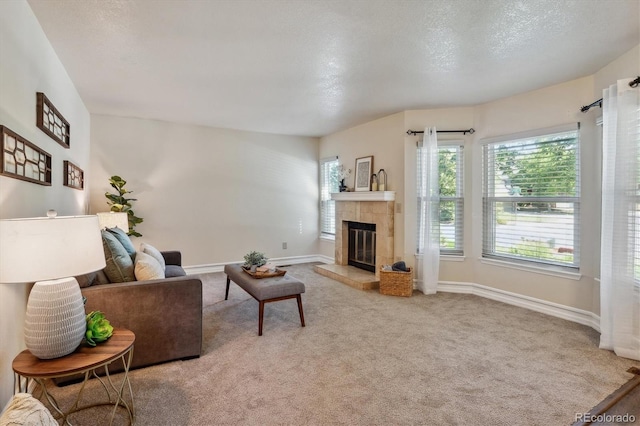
[417, 143, 464, 255]
[482, 126, 580, 268]
[320, 157, 339, 236]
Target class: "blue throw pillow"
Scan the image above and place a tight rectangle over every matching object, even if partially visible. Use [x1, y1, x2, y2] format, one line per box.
[106, 226, 136, 259]
[101, 230, 136, 283]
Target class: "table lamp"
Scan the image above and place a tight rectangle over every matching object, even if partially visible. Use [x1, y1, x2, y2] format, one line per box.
[96, 211, 129, 232]
[0, 212, 106, 359]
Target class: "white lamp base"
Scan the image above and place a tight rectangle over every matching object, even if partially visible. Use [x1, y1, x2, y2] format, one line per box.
[24, 277, 86, 359]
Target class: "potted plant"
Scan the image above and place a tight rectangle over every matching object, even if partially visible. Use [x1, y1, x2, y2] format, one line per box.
[105, 175, 144, 237]
[243, 251, 268, 272]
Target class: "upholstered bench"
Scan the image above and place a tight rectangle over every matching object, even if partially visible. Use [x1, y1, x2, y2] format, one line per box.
[224, 264, 306, 336]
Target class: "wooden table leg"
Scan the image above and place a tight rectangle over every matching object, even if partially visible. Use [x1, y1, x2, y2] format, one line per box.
[296, 295, 305, 327]
[258, 301, 264, 336]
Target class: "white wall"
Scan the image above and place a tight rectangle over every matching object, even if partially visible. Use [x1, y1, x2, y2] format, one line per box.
[593, 45, 640, 99]
[320, 82, 594, 309]
[319, 44, 640, 317]
[0, 0, 91, 409]
[403, 107, 475, 271]
[89, 115, 320, 267]
[318, 112, 405, 261]
[468, 77, 596, 311]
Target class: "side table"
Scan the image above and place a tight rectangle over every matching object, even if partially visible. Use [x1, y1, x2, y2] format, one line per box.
[12, 328, 135, 425]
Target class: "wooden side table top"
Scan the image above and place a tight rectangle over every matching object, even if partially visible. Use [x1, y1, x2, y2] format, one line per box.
[12, 328, 135, 379]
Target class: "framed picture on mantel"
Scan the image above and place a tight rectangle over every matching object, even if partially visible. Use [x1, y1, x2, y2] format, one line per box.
[354, 155, 373, 192]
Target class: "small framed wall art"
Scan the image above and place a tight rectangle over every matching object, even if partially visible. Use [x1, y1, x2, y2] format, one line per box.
[354, 155, 374, 191]
[0, 125, 52, 186]
[36, 92, 70, 148]
[63, 160, 84, 190]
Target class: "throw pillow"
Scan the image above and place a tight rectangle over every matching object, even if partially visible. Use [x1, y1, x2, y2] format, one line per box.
[95, 269, 111, 284]
[101, 230, 136, 283]
[165, 265, 187, 278]
[141, 242, 166, 270]
[75, 272, 97, 288]
[106, 226, 136, 259]
[0, 393, 57, 425]
[134, 251, 165, 281]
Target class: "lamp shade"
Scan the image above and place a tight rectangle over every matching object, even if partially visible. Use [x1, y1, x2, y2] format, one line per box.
[0, 214, 106, 359]
[0, 215, 106, 283]
[96, 211, 129, 232]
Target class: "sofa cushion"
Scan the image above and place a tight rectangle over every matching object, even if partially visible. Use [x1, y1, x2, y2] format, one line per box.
[134, 251, 165, 281]
[106, 226, 136, 259]
[75, 271, 97, 288]
[95, 269, 111, 284]
[102, 230, 136, 283]
[141, 242, 166, 270]
[165, 264, 187, 278]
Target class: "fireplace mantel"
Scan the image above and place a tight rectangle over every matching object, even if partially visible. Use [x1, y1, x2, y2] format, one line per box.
[331, 191, 395, 202]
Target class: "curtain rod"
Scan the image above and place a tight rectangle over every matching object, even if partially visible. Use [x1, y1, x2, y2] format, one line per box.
[580, 76, 640, 113]
[406, 128, 475, 136]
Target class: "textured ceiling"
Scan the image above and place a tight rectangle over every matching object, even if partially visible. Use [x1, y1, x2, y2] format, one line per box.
[27, 0, 640, 137]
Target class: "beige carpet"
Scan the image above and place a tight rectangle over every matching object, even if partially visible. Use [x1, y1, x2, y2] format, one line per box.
[45, 263, 637, 425]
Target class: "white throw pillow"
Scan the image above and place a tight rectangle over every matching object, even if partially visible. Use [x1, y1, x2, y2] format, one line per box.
[0, 393, 57, 425]
[140, 242, 166, 270]
[134, 251, 165, 281]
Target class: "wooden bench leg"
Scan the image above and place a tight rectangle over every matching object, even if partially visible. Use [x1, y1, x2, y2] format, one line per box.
[225, 275, 230, 300]
[258, 301, 265, 336]
[296, 294, 305, 328]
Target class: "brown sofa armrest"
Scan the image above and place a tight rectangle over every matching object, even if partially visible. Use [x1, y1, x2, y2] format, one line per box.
[162, 250, 182, 266]
[81, 276, 202, 370]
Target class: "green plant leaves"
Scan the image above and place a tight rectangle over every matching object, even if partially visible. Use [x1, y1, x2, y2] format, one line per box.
[85, 311, 114, 347]
[105, 175, 143, 237]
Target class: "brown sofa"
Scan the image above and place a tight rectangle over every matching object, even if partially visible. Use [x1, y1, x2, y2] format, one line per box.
[80, 250, 202, 372]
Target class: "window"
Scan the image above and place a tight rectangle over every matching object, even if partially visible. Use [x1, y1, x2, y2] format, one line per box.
[417, 143, 464, 255]
[482, 126, 580, 268]
[320, 157, 339, 236]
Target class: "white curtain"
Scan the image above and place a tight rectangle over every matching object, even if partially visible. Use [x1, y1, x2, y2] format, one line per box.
[600, 78, 640, 361]
[418, 127, 440, 294]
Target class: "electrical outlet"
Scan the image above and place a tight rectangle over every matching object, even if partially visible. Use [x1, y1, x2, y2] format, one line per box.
[282, 242, 287, 249]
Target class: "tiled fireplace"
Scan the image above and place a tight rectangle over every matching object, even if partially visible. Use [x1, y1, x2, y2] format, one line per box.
[315, 191, 395, 290]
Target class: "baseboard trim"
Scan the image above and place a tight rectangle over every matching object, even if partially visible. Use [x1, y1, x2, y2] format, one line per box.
[186, 257, 600, 332]
[438, 280, 601, 331]
[184, 255, 333, 275]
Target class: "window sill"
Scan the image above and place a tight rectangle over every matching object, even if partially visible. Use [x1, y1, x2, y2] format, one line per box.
[480, 257, 582, 281]
[319, 234, 335, 242]
[441, 255, 465, 262]
[415, 253, 465, 262]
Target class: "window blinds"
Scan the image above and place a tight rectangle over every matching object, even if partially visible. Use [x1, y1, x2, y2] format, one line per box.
[320, 157, 338, 235]
[482, 128, 580, 267]
[417, 144, 464, 255]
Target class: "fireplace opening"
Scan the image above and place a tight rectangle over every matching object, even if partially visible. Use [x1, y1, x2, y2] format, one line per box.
[347, 221, 376, 272]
